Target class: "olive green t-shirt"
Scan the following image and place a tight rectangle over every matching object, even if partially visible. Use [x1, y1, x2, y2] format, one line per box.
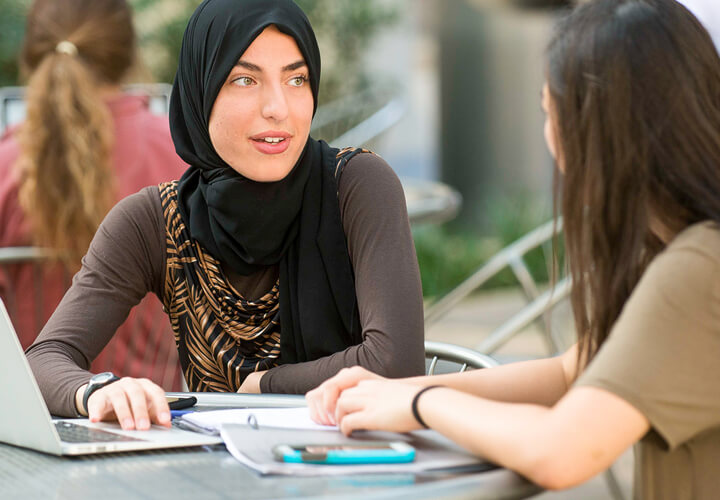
[576, 221, 720, 500]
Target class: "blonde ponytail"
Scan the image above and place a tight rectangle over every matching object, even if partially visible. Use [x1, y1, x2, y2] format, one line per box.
[15, 0, 135, 270]
[16, 51, 114, 269]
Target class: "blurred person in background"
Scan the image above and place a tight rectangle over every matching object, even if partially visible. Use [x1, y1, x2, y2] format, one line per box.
[308, 0, 720, 497]
[0, 0, 186, 389]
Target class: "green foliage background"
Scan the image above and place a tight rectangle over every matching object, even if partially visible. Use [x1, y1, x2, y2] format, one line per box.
[0, 0, 28, 86]
[414, 195, 560, 299]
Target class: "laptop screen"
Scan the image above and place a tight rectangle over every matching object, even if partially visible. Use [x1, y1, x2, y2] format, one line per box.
[0, 83, 172, 135]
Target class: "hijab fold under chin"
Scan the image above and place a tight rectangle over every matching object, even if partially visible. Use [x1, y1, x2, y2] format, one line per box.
[169, 0, 362, 365]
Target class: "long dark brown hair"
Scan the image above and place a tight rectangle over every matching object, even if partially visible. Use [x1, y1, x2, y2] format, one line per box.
[16, 0, 135, 268]
[547, 0, 720, 368]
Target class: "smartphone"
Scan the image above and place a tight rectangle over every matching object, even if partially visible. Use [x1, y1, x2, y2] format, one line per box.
[272, 441, 415, 465]
[166, 395, 197, 410]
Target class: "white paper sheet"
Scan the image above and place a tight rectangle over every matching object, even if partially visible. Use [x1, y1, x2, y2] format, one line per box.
[181, 407, 337, 433]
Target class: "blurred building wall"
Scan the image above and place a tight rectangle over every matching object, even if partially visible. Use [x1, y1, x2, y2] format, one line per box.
[438, 0, 563, 230]
[360, 0, 440, 182]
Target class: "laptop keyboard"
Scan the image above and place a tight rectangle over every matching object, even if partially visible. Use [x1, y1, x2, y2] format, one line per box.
[55, 421, 144, 443]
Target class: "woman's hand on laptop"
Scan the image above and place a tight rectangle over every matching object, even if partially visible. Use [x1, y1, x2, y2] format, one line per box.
[75, 378, 171, 430]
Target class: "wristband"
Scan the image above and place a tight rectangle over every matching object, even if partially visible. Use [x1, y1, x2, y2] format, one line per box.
[411, 385, 443, 429]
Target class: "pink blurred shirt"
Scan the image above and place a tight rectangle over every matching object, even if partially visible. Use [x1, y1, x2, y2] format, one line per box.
[0, 93, 187, 390]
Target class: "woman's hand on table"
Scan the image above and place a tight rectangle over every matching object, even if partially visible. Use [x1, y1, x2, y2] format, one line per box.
[306, 366, 385, 426]
[334, 379, 425, 436]
[76, 377, 171, 430]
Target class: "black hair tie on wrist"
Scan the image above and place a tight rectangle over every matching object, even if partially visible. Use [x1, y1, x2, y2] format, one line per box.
[411, 385, 444, 429]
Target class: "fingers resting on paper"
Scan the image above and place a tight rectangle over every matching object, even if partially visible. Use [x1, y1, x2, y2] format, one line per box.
[305, 366, 384, 426]
[335, 380, 425, 436]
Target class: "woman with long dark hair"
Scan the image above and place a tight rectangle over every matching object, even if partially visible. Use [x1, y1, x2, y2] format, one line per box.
[26, 0, 424, 430]
[307, 0, 720, 495]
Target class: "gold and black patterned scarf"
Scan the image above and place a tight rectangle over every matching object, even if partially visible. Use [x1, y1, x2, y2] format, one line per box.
[160, 181, 282, 392]
[159, 148, 370, 392]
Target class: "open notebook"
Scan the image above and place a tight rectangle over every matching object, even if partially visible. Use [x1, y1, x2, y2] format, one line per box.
[175, 406, 494, 476]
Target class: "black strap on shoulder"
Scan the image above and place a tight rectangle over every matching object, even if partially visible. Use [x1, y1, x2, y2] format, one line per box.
[333, 147, 373, 187]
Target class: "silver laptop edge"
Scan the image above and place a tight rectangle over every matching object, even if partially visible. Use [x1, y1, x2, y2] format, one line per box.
[0, 299, 221, 455]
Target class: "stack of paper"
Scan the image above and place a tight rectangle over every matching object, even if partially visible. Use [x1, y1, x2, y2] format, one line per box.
[218, 424, 494, 476]
[179, 407, 335, 434]
[175, 406, 492, 476]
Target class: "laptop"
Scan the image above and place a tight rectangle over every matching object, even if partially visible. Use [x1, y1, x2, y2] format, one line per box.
[0, 300, 222, 455]
[0, 83, 172, 135]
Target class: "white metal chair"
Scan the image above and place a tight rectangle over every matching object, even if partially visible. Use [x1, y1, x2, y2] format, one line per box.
[425, 340, 498, 374]
[0, 247, 67, 337]
[424, 218, 569, 356]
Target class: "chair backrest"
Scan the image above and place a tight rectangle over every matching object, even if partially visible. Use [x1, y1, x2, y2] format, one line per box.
[424, 340, 498, 375]
[0, 247, 64, 336]
[424, 219, 571, 356]
[0, 246, 183, 391]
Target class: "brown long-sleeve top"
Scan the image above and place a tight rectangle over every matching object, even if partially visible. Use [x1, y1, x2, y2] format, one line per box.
[25, 153, 425, 417]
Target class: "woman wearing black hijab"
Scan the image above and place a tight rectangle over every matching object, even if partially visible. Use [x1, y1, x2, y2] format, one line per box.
[26, 0, 425, 430]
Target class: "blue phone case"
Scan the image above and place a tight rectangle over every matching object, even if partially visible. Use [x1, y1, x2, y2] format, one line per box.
[275, 443, 416, 465]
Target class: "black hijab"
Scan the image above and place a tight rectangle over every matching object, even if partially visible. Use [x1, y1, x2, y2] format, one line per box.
[170, 0, 361, 364]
